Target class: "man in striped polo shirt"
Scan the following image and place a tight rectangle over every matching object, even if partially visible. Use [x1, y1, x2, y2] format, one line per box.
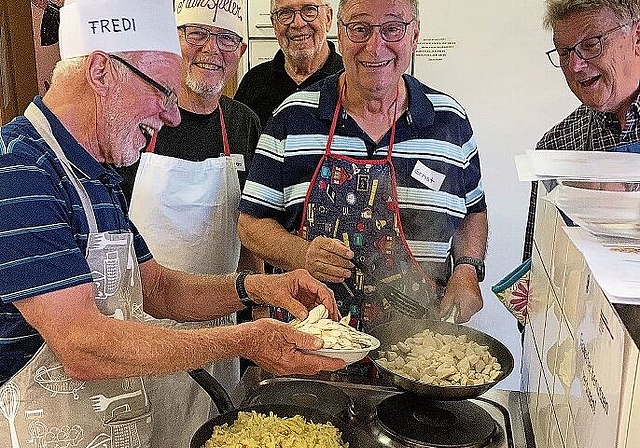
[238, 0, 488, 329]
[0, 3, 344, 440]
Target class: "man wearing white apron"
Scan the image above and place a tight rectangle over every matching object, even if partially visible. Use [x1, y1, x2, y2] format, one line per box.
[122, 4, 262, 446]
[0, 1, 347, 446]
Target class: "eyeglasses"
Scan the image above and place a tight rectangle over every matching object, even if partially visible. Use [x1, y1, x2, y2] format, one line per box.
[271, 4, 327, 26]
[180, 25, 243, 52]
[546, 22, 631, 68]
[109, 55, 178, 110]
[339, 19, 415, 43]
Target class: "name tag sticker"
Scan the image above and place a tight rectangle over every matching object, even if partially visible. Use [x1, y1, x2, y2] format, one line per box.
[231, 153, 246, 171]
[411, 161, 445, 190]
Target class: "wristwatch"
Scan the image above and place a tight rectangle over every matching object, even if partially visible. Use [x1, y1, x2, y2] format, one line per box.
[453, 257, 485, 282]
[236, 270, 258, 308]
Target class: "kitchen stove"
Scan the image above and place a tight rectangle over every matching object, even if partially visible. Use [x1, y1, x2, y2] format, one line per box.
[232, 367, 534, 448]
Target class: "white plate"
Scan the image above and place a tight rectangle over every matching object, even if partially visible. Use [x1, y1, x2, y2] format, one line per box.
[304, 336, 380, 364]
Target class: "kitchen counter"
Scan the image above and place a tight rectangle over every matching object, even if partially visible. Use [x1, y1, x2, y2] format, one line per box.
[523, 184, 640, 448]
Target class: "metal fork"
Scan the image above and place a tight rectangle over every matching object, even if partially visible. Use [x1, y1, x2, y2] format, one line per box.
[352, 260, 427, 319]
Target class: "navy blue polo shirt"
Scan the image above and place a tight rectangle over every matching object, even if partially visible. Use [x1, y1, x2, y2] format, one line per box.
[240, 72, 486, 283]
[0, 96, 152, 383]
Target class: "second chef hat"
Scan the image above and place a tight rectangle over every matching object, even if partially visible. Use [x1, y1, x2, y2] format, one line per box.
[58, 0, 181, 60]
[175, 0, 246, 39]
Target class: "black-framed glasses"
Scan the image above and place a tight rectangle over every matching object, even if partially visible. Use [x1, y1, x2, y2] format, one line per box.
[271, 4, 328, 26]
[109, 55, 178, 110]
[180, 25, 243, 52]
[546, 22, 632, 68]
[340, 19, 415, 43]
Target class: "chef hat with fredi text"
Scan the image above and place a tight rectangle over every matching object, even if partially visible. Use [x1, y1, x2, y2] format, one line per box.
[175, 0, 246, 40]
[58, 0, 181, 60]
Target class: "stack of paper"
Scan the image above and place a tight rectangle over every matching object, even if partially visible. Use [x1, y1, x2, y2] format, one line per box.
[565, 227, 640, 304]
[515, 150, 640, 182]
[516, 150, 640, 241]
[543, 182, 640, 240]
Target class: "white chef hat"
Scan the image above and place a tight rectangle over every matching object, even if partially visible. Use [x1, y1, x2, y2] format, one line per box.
[58, 0, 181, 60]
[175, 0, 246, 40]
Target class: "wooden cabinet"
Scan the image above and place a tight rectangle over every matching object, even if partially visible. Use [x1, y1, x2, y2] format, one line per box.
[0, 1, 37, 125]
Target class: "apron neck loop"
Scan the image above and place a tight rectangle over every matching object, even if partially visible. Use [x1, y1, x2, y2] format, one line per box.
[325, 79, 346, 156]
[327, 76, 400, 161]
[219, 105, 231, 157]
[387, 83, 400, 162]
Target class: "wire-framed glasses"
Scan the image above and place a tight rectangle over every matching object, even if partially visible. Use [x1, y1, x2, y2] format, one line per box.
[271, 4, 328, 25]
[546, 22, 631, 68]
[181, 25, 243, 52]
[339, 19, 415, 43]
[109, 55, 178, 110]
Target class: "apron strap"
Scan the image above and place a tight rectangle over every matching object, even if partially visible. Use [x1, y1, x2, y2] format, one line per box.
[24, 103, 99, 234]
[325, 81, 345, 156]
[219, 105, 231, 157]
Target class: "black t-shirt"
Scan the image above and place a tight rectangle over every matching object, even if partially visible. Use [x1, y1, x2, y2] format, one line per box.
[234, 41, 343, 127]
[118, 95, 261, 202]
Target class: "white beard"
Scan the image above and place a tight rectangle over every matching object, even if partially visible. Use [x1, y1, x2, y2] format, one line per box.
[185, 71, 224, 96]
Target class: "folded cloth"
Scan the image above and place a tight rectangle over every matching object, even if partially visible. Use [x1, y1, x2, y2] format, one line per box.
[491, 258, 530, 325]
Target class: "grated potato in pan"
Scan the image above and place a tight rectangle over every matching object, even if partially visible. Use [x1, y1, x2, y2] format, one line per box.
[203, 410, 348, 448]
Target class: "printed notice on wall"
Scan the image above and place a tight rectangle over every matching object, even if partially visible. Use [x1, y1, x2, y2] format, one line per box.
[416, 37, 457, 62]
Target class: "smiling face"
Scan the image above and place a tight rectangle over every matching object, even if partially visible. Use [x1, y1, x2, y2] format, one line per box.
[100, 51, 182, 167]
[271, 0, 333, 63]
[179, 24, 246, 96]
[337, 0, 419, 97]
[553, 8, 640, 119]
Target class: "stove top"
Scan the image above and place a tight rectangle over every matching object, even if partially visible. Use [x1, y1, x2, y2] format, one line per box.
[232, 368, 534, 448]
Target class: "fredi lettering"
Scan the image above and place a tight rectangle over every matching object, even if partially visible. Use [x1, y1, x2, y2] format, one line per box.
[88, 17, 137, 34]
[176, 0, 243, 23]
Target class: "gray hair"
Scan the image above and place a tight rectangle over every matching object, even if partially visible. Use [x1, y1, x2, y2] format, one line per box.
[50, 52, 133, 87]
[543, 0, 640, 29]
[337, 0, 419, 20]
[50, 57, 87, 86]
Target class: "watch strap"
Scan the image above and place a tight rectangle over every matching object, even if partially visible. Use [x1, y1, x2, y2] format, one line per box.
[454, 257, 485, 282]
[236, 270, 257, 308]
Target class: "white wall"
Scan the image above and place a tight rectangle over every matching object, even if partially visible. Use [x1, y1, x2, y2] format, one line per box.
[412, 0, 579, 389]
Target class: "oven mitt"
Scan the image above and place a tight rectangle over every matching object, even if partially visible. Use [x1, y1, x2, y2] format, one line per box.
[491, 258, 530, 325]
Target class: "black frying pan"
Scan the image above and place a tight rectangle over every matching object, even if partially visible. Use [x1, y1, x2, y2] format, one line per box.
[188, 369, 353, 448]
[368, 319, 514, 400]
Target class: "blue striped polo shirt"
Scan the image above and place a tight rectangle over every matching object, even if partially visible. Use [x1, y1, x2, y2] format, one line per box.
[0, 96, 152, 383]
[239, 72, 486, 284]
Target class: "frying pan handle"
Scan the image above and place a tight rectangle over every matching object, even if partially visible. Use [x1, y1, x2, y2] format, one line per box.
[188, 369, 235, 414]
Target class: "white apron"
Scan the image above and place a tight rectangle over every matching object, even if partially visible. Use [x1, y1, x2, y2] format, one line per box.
[0, 103, 152, 448]
[128, 107, 241, 447]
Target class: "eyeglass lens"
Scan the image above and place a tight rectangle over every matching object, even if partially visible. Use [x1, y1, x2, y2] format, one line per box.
[109, 55, 177, 110]
[342, 21, 410, 43]
[182, 25, 242, 52]
[274, 5, 320, 25]
[549, 37, 603, 67]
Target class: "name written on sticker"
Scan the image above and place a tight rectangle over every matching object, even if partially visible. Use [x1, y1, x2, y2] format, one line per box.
[88, 18, 137, 34]
[411, 160, 445, 191]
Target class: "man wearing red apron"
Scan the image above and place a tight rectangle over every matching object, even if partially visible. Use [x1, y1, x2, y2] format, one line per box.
[239, 0, 488, 329]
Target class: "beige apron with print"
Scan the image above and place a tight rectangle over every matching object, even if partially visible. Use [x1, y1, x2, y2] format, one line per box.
[0, 104, 152, 448]
[128, 107, 240, 446]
